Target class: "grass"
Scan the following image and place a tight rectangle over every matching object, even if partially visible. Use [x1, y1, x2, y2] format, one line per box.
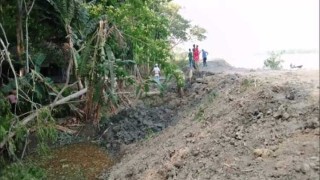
[145, 128, 156, 140]
[240, 78, 254, 92]
[207, 90, 218, 103]
[194, 106, 205, 122]
[193, 90, 218, 122]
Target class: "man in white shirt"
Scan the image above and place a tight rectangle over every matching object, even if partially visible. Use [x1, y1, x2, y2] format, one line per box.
[153, 64, 160, 83]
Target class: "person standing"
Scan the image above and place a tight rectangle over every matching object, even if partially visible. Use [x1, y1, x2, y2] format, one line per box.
[192, 44, 196, 61]
[153, 64, 161, 83]
[7, 90, 17, 113]
[192, 44, 197, 69]
[188, 49, 193, 68]
[194, 45, 200, 69]
[202, 49, 208, 67]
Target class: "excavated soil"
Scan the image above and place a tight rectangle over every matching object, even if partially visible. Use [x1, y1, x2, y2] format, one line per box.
[99, 62, 319, 180]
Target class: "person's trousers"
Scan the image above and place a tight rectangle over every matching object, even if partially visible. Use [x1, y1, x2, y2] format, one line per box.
[203, 57, 207, 66]
[189, 59, 193, 68]
[154, 76, 160, 84]
[11, 103, 16, 113]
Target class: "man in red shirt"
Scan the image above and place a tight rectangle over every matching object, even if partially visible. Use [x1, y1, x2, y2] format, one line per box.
[193, 45, 200, 70]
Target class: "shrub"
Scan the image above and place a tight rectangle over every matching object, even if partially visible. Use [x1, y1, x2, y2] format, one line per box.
[264, 51, 285, 70]
[0, 162, 47, 180]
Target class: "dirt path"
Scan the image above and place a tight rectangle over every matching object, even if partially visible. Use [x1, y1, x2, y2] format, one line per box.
[101, 61, 319, 180]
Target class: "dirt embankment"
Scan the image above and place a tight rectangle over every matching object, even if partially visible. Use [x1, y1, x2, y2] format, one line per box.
[99, 65, 319, 180]
[95, 60, 319, 179]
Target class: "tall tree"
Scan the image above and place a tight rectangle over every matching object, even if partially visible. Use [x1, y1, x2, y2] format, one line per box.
[16, 0, 24, 76]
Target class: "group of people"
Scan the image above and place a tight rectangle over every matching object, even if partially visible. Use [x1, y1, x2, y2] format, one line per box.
[152, 44, 209, 84]
[188, 44, 208, 69]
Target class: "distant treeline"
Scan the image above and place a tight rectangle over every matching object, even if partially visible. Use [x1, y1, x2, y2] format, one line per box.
[271, 49, 319, 54]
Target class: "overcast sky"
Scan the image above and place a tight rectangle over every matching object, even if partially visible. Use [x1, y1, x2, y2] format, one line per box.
[173, 0, 319, 68]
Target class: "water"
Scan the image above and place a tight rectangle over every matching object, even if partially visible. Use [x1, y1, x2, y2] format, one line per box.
[210, 52, 319, 70]
[29, 143, 114, 179]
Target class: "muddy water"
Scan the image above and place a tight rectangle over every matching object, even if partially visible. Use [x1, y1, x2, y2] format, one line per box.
[32, 143, 114, 180]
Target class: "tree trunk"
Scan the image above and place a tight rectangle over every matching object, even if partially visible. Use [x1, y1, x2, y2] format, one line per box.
[24, 0, 36, 74]
[178, 87, 184, 97]
[16, 0, 25, 76]
[84, 20, 107, 124]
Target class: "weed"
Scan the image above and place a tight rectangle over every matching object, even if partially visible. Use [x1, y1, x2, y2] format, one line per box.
[0, 162, 47, 179]
[194, 106, 205, 122]
[55, 132, 83, 146]
[207, 90, 218, 103]
[240, 78, 254, 92]
[145, 128, 156, 140]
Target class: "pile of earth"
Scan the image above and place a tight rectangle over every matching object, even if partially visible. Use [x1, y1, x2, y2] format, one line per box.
[99, 94, 180, 152]
[99, 71, 214, 155]
[100, 70, 319, 180]
[202, 59, 234, 72]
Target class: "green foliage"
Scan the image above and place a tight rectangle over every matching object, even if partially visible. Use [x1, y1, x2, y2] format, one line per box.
[56, 132, 82, 146]
[189, 25, 207, 41]
[46, 0, 75, 27]
[172, 48, 188, 62]
[0, 93, 17, 158]
[164, 3, 191, 42]
[0, 93, 13, 142]
[207, 90, 218, 103]
[145, 128, 156, 140]
[1, 72, 54, 115]
[35, 108, 58, 155]
[32, 53, 46, 73]
[240, 78, 254, 92]
[162, 2, 207, 45]
[0, 0, 204, 162]
[194, 106, 205, 122]
[264, 51, 285, 70]
[162, 62, 185, 88]
[0, 162, 47, 179]
[193, 90, 218, 122]
[173, 69, 185, 88]
[0, 95, 57, 157]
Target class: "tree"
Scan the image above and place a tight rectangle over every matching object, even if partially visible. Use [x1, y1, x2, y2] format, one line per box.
[264, 51, 285, 70]
[162, 2, 207, 48]
[0, 0, 197, 159]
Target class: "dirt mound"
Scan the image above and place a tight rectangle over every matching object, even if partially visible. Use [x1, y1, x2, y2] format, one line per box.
[100, 97, 176, 148]
[102, 70, 319, 180]
[99, 90, 197, 155]
[210, 58, 233, 68]
[203, 59, 234, 72]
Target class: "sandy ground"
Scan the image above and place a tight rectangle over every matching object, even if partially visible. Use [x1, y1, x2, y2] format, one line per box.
[101, 60, 319, 180]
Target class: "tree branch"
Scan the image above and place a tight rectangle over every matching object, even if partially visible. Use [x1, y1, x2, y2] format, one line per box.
[0, 88, 87, 149]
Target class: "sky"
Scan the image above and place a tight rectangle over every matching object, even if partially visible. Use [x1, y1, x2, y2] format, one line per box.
[173, 0, 319, 69]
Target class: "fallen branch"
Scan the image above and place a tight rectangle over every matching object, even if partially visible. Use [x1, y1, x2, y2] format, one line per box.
[55, 125, 77, 134]
[141, 91, 161, 97]
[0, 36, 19, 105]
[32, 70, 82, 117]
[52, 88, 87, 107]
[0, 88, 87, 149]
[195, 78, 208, 84]
[65, 124, 84, 127]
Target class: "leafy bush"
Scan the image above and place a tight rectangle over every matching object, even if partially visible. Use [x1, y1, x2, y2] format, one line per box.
[162, 62, 185, 88]
[0, 93, 13, 145]
[264, 51, 285, 70]
[0, 162, 47, 180]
